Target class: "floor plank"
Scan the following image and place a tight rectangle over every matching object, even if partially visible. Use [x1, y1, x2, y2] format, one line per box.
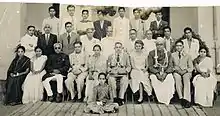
[174, 104, 189, 116]
[22, 101, 44, 116]
[166, 104, 181, 116]
[29, 101, 51, 116]
[48, 103, 66, 116]
[134, 104, 144, 116]
[149, 103, 162, 116]
[185, 107, 199, 116]
[56, 102, 73, 116]
[127, 104, 134, 116]
[192, 106, 207, 116]
[38, 102, 58, 116]
[74, 103, 86, 116]
[118, 105, 126, 116]
[142, 103, 153, 116]
[64, 103, 81, 116]
[14, 103, 35, 116]
[158, 104, 172, 116]
[8, 104, 26, 116]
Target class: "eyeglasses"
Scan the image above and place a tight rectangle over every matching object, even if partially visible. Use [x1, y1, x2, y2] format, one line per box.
[54, 47, 61, 49]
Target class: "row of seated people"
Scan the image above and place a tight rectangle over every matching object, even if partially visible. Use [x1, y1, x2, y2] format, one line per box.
[4, 36, 217, 113]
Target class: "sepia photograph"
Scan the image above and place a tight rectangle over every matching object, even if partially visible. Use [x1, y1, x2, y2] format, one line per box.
[0, 1, 220, 116]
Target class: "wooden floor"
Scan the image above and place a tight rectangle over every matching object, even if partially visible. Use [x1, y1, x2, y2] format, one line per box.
[7, 101, 209, 116]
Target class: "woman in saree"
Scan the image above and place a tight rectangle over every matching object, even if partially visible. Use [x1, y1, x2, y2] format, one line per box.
[22, 46, 47, 104]
[84, 73, 119, 114]
[84, 44, 107, 102]
[130, 40, 153, 103]
[192, 46, 217, 107]
[4, 46, 31, 106]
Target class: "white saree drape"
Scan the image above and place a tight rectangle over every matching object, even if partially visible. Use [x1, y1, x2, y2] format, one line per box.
[193, 57, 217, 107]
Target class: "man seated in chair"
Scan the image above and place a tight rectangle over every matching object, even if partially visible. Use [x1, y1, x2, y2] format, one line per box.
[107, 42, 131, 106]
[65, 41, 88, 102]
[42, 43, 70, 102]
[148, 37, 175, 105]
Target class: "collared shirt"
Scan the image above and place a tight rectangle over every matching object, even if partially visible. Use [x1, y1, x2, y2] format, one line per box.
[76, 20, 94, 32]
[156, 20, 161, 28]
[42, 17, 60, 36]
[182, 38, 200, 60]
[80, 35, 101, 56]
[164, 36, 173, 52]
[100, 20, 104, 29]
[142, 38, 156, 54]
[101, 36, 116, 58]
[60, 15, 77, 34]
[172, 51, 193, 72]
[69, 51, 88, 72]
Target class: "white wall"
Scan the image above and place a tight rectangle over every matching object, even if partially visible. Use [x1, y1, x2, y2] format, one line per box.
[170, 7, 198, 39]
[0, 3, 22, 80]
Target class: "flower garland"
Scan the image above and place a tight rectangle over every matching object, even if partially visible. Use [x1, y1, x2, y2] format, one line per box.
[154, 48, 168, 74]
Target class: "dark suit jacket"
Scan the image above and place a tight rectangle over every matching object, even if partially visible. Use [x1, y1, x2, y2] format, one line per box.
[37, 33, 57, 56]
[42, 53, 70, 81]
[150, 20, 168, 39]
[93, 20, 112, 40]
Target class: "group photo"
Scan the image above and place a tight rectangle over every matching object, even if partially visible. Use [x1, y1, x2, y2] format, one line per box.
[0, 2, 220, 116]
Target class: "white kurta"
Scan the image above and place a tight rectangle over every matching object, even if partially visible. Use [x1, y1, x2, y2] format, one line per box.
[80, 35, 101, 56]
[60, 15, 77, 34]
[112, 16, 130, 45]
[101, 36, 117, 58]
[142, 38, 156, 54]
[20, 34, 38, 59]
[42, 17, 60, 36]
[193, 57, 217, 107]
[130, 51, 152, 94]
[182, 38, 200, 60]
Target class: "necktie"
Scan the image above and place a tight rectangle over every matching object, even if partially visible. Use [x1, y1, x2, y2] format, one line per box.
[179, 52, 181, 59]
[67, 34, 71, 44]
[116, 54, 120, 62]
[46, 34, 49, 45]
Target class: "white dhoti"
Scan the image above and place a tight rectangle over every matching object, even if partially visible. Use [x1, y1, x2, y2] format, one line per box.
[65, 72, 88, 99]
[42, 74, 64, 96]
[193, 74, 217, 107]
[108, 75, 129, 99]
[150, 74, 175, 105]
[85, 72, 100, 102]
[130, 69, 152, 95]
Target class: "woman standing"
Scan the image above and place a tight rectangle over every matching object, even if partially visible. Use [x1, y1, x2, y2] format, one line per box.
[193, 46, 217, 107]
[5, 46, 30, 106]
[130, 40, 153, 103]
[84, 44, 107, 102]
[22, 46, 47, 104]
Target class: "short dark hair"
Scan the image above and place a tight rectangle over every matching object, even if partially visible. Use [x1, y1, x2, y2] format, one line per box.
[67, 5, 75, 10]
[27, 25, 35, 30]
[154, 10, 162, 14]
[16, 45, 25, 53]
[184, 27, 192, 33]
[130, 29, 137, 32]
[48, 6, 55, 11]
[133, 8, 140, 13]
[118, 7, 125, 12]
[65, 22, 72, 27]
[73, 41, 82, 47]
[93, 44, 102, 51]
[163, 26, 171, 32]
[34, 46, 43, 52]
[175, 40, 184, 45]
[98, 72, 107, 79]
[115, 42, 122, 46]
[82, 10, 89, 14]
[97, 10, 104, 15]
[135, 40, 144, 49]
